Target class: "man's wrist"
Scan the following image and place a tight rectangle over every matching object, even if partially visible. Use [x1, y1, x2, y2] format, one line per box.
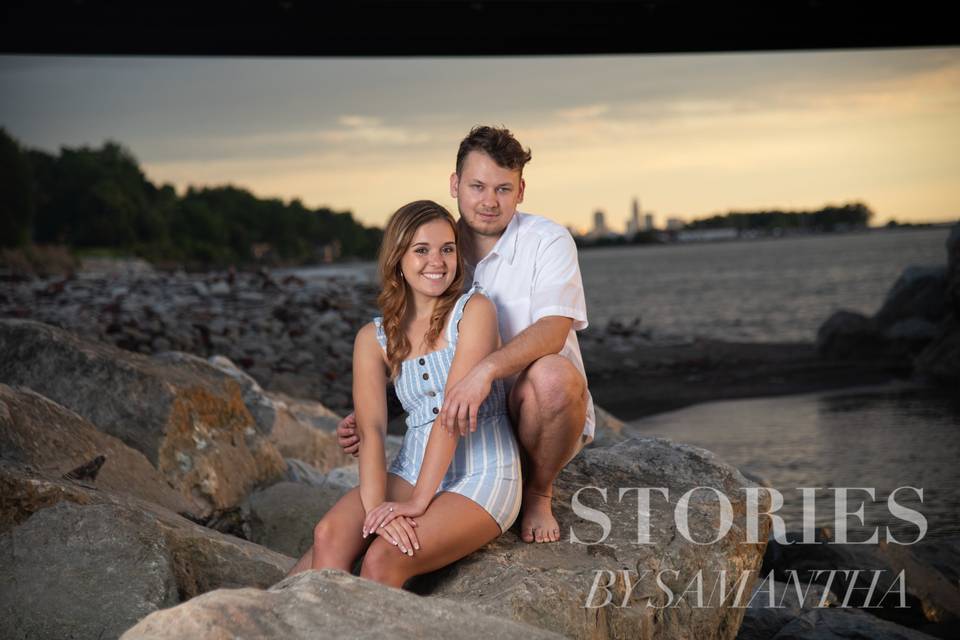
[478, 356, 499, 383]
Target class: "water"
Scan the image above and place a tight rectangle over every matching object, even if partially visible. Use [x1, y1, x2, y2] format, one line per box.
[579, 227, 951, 342]
[627, 384, 960, 540]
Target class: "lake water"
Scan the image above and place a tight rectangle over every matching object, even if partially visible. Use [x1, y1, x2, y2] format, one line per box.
[627, 384, 960, 541]
[579, 226, 951, 342]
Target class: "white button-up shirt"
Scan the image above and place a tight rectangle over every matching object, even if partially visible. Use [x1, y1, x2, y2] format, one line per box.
[466, 211, 595, 441]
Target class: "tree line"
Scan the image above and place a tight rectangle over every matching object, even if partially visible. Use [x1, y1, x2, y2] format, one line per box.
[0, 128, 382, 266]
[685, 203, 874, 232]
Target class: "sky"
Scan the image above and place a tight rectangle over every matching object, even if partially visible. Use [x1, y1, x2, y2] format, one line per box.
[1, 48, 958, 231]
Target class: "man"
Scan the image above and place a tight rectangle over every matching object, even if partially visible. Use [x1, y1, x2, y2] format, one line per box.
[338, 125, 595, 543]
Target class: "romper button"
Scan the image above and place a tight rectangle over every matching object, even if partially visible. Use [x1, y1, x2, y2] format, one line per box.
[422, 373, 429, 380]
[427, 391, 436, 397]
[432, 407, 439, 414]
[418, 358, 425, 365]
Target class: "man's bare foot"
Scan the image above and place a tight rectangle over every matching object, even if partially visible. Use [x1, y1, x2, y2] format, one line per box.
[520, 490, 560, 543]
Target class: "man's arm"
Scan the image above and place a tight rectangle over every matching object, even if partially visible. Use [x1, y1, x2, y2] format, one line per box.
[440, 315, 571, 435]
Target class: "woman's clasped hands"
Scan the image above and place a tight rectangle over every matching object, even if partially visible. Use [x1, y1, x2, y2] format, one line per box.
[362, 500, 426, 556]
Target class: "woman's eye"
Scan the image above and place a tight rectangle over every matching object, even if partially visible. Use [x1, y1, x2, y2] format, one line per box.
[442, 246, 455, 254]
[414, 248, 428, 254]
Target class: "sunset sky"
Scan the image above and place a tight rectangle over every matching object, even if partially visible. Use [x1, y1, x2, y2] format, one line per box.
[1, 47, 957, 231]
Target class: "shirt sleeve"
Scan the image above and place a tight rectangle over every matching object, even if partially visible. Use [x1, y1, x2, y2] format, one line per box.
[530, 231, 589, 331]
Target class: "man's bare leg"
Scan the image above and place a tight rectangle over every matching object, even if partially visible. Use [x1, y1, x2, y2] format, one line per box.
[509, 354, 587, 543]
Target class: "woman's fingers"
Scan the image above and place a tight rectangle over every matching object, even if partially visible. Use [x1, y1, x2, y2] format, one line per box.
[457, 402, 469, 436]
[385, 521, 413, 556]
[469, 403, 478, 433]
[396, 516, 420, 553]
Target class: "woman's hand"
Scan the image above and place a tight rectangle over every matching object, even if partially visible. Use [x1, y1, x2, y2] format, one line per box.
[375, 517, 421, 556]
[363, 499, 427, 544]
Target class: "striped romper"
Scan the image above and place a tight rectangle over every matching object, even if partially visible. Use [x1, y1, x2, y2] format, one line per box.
[375, 285, 523, 533]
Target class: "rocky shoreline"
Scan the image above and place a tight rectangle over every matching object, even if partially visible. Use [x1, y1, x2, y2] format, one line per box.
[3, 244, 949, 422]
[1, 225, 958, 638]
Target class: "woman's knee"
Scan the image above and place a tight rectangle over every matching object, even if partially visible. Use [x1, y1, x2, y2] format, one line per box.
[359, 538, 408, 585]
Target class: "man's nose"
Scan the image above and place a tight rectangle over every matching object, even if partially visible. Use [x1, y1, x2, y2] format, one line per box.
[480, 188, 498, 209]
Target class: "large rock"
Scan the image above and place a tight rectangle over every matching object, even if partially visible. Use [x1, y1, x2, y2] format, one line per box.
[0, 501, 179, 640]
[121, 569, 564, 639]
[0, 489, 293, 640]
[737, 578, 837, 640]
[158, 351, 354, 473]
[816, 311, 888, 359]
[412, 437, 772, 640]
[0, 319, 286, 516]
[589, 404, 629, 448]
[0, 383, 198, 521]
[763, 534, 960, 630]
[242, 481, 352, 558]
[769, 607, 937, 639]
[916, 315, 960, 386]
[874, 266, 948, 329]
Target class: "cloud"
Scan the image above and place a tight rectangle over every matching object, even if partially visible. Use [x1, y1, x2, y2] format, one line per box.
[556, 104, 610, 120]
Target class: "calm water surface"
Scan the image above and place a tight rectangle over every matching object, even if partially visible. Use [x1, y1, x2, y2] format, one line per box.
[580, 227, 950, 342]
[628, 385, 960, 540]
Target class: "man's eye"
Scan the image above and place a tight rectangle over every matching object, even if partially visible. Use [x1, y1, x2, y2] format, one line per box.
[497, 187, 510, 193]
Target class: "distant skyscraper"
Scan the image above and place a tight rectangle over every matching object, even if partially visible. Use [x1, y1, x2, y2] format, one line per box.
[626, 197, 641, 235]
[593, 209, 608, 235]
[644, 213, 654, 231]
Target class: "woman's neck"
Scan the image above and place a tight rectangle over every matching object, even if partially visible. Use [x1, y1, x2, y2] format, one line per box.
[406, 292, 439, 322]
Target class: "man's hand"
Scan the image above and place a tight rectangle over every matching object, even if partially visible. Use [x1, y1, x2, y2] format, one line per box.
[337, 412, 359, 457]
[440, 361, 495, 436]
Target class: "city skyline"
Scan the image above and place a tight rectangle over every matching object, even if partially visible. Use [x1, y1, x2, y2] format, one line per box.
[1, 48, 958, 231]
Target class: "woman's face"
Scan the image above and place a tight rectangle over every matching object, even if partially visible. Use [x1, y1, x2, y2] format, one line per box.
[399, 218, 458, 301]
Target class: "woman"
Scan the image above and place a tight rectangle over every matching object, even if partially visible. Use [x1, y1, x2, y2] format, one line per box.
[284, 200, 522, 588]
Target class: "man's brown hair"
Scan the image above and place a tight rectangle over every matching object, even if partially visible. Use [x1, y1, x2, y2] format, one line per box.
[455, 125, 532, 176]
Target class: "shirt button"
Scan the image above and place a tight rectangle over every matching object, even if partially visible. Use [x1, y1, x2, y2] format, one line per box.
[432, 407, 439, 414]
[418, 358, 425, 365]
[422, 373, 429, 380]
[427, 391, 436, 397]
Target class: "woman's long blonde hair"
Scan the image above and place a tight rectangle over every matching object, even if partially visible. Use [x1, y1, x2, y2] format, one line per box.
[377, 200, 465, 378]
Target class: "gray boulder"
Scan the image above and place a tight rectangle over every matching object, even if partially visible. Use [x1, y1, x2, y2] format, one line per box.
[770, 607, 937, 639]
[157, 352, 353, 474]
[816, 311, 887, 359]
[413, 436, 773, 640]
[0, 383, 198, 520]
[0, 319, 286, 516]
[0, 493, 292, 640]
[737, 578, 837, 640]
[916, 316, 960, 386]
[120, 569, 564, 639]
[874, 266, 947, 329]
[242, 481, 352, 558]
[0, 501, 180, 640]
[763, 535, 960, 629]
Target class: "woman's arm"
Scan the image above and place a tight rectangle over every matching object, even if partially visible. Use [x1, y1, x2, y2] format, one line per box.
[362, 295, 500, 534]
[353, 322, 390, 514]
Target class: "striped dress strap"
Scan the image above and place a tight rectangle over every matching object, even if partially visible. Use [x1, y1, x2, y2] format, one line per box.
[372, 317, 388, 350]
[446, 284, 485, 346]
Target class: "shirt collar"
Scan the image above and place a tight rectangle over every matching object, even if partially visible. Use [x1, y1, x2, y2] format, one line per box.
[485, 211, 522, 265]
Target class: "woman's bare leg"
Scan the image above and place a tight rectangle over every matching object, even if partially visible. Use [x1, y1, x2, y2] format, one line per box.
[359, 492, 500, 588]
[284, 474, 416, 579]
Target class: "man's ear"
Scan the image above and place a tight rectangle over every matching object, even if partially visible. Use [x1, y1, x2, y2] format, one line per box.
[449, 172, 459, 198]
[517, 177, 525, 204]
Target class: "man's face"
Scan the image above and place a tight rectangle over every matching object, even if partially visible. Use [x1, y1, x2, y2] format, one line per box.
[450, 150, 525, 238]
